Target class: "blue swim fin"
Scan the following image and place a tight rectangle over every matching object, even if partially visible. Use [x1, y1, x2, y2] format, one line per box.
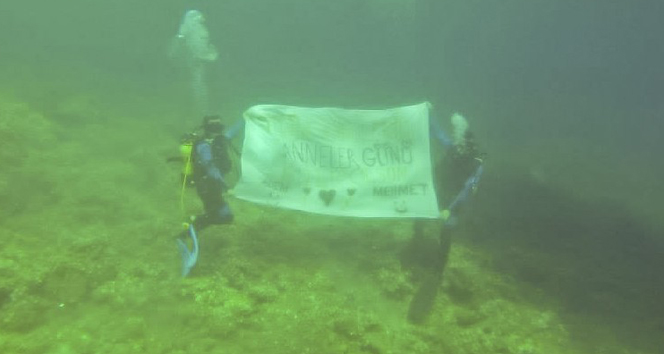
[177, 224, 199, 277]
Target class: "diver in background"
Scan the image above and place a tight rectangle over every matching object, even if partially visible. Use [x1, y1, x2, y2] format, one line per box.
[169, 10, 219, 118]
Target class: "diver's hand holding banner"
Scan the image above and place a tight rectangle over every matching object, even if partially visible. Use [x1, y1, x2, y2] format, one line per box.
[233, 103, 440, 218]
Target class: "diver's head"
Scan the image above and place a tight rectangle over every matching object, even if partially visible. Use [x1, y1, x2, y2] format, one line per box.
[201, 115, 224, 137]
[451, 131, 484, 164]
[184, 10, 204, 23]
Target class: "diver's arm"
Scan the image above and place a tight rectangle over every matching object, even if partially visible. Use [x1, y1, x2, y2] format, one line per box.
[429, 117, 453, 149]
[195, 142, 223, 181]
[447, 164, 483, 213]
[442, 161, 483, 226]
[224, 119, 245, 140]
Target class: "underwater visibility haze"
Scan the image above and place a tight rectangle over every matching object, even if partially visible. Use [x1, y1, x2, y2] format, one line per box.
[1, 0, 663, 353]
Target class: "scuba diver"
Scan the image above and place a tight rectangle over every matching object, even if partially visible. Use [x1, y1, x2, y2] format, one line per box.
[169, 115, 244, 276]
[431, 113, 484, 226]
[187, 115, 235, 229]
[407, 111, 484, 323]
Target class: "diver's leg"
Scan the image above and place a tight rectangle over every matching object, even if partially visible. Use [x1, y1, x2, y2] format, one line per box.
[198, 194, 233, 229]
[412, 218, 426, 240]
[192, 179, 227, 233]
[438, 224, 453, 269]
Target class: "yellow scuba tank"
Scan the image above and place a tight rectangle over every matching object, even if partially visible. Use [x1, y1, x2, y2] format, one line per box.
[178, 135, 197, 215]
[180, 141, 193, 180]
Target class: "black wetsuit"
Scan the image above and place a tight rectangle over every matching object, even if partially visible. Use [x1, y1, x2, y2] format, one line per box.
[190, 134, 233, 231]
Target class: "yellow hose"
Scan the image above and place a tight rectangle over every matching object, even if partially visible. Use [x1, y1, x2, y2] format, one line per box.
[180, 143, 193, 217]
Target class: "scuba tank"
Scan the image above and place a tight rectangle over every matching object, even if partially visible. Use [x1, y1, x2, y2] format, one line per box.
[176, 132, 199, 215]
[176, 132, 202, 188]
[179, 138, 194, 185]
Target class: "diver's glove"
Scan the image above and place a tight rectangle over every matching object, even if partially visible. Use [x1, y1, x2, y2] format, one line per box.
[208, 168, 223, 181]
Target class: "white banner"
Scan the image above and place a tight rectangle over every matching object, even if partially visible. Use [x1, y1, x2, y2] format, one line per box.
[232, 103, 440, 218]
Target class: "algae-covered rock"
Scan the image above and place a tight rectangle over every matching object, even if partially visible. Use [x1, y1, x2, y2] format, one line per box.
[454, 307, 487, 327]
[0, 96, 59, 215]
[0, 290, 51, 332]
[51, 94, 105, 125]
[375, 264, 414, 301]
[247, 282, 280, 304]
[444, 267, 479, 306]
[0, 286, 10, 309]
[39, 265, 94, 304]
[207, 289, 256, 336]
[0, 96, 56, 155]
[91, 274, 150, 308]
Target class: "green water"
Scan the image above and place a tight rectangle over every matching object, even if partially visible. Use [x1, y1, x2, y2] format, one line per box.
[1, 1, 663, 353]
